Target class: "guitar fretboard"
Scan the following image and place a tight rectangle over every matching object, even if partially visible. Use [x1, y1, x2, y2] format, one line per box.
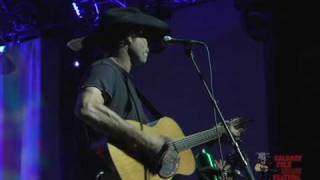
[172, 125, 225, 152]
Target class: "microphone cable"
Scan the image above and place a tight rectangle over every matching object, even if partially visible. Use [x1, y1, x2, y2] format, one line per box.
[203, 42, 226, 165]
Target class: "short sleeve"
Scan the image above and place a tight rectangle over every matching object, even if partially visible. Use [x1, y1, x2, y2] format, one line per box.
[80, 63, 117, 98]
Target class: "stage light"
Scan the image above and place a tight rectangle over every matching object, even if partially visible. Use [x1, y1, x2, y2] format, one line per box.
[73, 60, 80, 68]
[94, 2, 100, 15]
[112, 0, 127, 7]
[72, 0, 99, 20]
[0, 46, 5, 54]
[72, 2, 82, 18]
[71, 0, 128, 20]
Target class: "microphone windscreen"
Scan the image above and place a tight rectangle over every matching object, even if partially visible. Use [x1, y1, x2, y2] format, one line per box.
[163, 35, 172, 42]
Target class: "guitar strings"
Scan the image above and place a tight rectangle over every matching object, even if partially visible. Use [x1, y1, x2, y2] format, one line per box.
[170, 126, 224, 152]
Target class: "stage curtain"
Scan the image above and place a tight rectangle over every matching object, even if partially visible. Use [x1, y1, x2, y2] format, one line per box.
[0, 39, 61, 180]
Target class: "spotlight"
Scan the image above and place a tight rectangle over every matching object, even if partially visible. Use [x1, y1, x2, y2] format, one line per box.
[72, 2, 82, 18]
[71, 0, 128, 20]
[73, 60, 80, 68]
[0, 45, 6, 54]
[72, 0, 98, 20]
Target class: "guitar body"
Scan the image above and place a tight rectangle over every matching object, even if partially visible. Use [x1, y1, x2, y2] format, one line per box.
[107, 117, 196, 180]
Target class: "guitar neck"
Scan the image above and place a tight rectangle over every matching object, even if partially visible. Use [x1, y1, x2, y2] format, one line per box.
[172, 125, 225, 152]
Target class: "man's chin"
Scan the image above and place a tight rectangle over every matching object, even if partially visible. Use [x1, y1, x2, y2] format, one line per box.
[134, 57, 148, 66]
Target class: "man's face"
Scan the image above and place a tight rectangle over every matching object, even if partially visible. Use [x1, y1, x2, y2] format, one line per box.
[128, 34, 149, 65]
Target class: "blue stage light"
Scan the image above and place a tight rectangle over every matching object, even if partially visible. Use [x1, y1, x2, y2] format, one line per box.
[73, 60, 80, 68]
[112, 0, 127, 7]
[0, 46, 6, 54]
[71, 0, 128, 20]
[72, 2, 82, 18]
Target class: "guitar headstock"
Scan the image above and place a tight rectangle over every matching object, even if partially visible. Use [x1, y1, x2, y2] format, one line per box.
[227, 116, 250, 138]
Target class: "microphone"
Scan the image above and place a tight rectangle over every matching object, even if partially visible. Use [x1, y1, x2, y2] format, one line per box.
[162, 35, 205, 46]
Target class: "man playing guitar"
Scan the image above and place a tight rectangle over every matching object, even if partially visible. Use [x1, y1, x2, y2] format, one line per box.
[70, 7, 244, 180]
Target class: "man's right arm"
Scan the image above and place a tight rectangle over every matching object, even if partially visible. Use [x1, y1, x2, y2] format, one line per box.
[74, 86, 167, 171]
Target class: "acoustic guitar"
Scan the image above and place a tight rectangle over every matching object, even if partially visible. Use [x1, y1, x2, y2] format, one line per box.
[107, 116, 245, 180]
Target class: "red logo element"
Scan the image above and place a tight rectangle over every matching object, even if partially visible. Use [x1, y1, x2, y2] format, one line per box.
[273, 155, 303, 180]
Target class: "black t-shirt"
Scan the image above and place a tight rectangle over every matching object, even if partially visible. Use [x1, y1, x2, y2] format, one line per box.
[77, 58, 149, 180]
[81, 58, 148, 123]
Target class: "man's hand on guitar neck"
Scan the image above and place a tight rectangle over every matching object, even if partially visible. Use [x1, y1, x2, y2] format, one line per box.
[217, 117, 248, 142]
[228, 117, 247, 138]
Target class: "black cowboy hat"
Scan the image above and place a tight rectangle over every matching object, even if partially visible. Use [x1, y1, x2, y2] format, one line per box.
[67, 7, 170, 52]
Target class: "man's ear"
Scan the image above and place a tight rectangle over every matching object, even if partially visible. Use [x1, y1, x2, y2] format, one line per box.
[119, 37, 131, 48]
[127, 36, 133, 44]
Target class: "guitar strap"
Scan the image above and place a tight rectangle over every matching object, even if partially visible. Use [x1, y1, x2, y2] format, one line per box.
[135, 88, 163, 120]
[122, 72, 163, 121]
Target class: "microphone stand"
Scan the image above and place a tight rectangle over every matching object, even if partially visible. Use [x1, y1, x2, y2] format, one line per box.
[184, 45, 255, 180]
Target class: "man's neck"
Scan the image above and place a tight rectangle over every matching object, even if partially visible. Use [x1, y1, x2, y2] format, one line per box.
[110, 51, 132, 73]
